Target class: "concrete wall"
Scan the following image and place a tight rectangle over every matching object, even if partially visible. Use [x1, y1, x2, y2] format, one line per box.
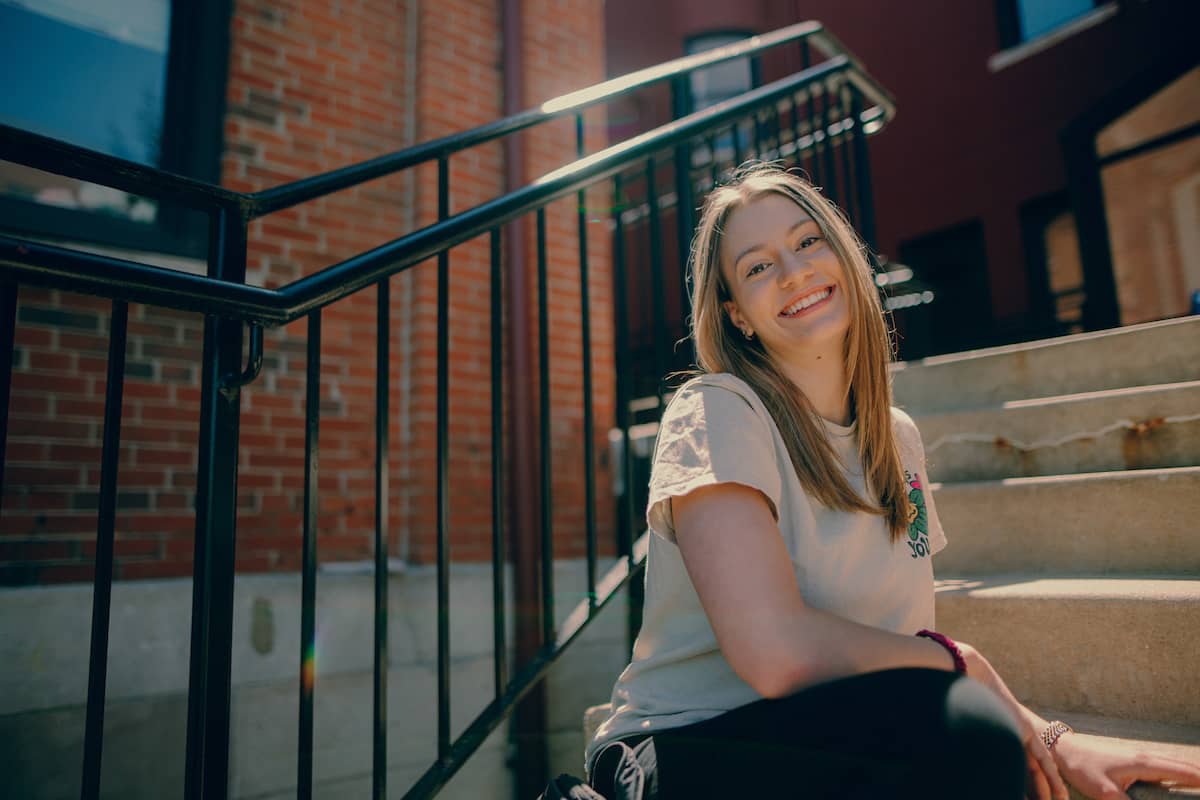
[0, 559, 630, 798]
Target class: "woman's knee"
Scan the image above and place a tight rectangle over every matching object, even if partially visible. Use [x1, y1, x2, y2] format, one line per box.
[942, 676, 1026, 796]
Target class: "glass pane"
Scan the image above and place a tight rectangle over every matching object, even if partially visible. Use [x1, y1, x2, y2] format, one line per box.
[687, 34, 752, 112]
[1017, 0, 1094, 41]
[0, 0, 171, 225]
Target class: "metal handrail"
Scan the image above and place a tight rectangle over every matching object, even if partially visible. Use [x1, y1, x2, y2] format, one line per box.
[1, 57, 861, 324]
[1, 22, 896, 798]
[0, 21, 892, 224]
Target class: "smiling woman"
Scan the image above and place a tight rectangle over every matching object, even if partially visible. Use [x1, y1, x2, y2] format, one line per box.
[582, 164, 1200, 800]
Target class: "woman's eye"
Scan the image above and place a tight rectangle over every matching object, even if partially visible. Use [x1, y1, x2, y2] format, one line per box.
[797, 235, 822, 250]
[747, 261, 769, 276]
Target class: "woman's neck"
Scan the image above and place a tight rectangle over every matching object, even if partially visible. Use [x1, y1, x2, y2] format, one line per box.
[776, 348, 852, 427]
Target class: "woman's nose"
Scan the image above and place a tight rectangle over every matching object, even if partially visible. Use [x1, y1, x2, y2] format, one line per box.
[777, 251, 815, 286]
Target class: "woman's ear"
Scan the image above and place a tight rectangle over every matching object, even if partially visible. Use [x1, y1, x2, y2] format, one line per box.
[723, 300, 750, 338]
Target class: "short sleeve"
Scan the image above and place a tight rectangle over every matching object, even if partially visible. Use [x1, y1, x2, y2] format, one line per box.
[893, 408, 948, 556]
[646, 378, 783, 543]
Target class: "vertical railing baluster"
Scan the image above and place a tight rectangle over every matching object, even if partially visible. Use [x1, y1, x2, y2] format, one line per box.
[536, 208, 554, 647]
[820, 79, 840, 205]
[707, 133, 719, 189]
[800, 40, 822, 187]
[611, 175, 642, 655]
[838, 79, 857, 224]
[436, 155, 452, 760]
[80, 299, 128, 800]
[490, 227, 507, 697]
[790, 93, 803, 165]
[732, 123, 746, 168]
[185, 207, 247, 800]
[672, 138, 696, 386]
[575, 116, 598, 612]
[298, 310, 321, 800]
[373, 279, 389, 800]
[769, 102, 783, 160]
[792, 94, 809, 176]
[610, 176, 632, 560]
[0, 281, 16, 511]
[645, 159, 668, 408]
[849, 89, 878, 249]
[753, 108, 765, 157]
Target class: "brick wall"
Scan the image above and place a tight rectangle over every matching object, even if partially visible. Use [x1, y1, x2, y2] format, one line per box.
[1, 0, 613, 585]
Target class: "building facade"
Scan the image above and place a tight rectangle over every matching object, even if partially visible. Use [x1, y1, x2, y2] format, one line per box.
[604, 0, 1199, 359]
[1, 0, 613, 583]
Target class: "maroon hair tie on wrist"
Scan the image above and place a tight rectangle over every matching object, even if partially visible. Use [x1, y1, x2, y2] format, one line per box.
[916, 629, 968, 675]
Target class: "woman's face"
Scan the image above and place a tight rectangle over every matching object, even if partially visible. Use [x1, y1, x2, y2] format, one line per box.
[719, 192, 851, 365]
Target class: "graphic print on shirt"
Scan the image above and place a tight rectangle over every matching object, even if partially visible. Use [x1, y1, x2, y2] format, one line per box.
[904, 470, 931, 559]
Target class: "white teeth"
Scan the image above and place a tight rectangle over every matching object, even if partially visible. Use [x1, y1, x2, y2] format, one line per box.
[782, 288, 831, 315]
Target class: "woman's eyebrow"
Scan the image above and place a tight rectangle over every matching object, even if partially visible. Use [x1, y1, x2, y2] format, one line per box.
[732, 219, 817, 268]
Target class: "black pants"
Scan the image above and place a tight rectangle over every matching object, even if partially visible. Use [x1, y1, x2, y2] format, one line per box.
[593, 668, 1027, 800]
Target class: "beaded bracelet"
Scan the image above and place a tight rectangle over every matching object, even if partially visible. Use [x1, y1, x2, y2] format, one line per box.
[916, 629, 968, 675]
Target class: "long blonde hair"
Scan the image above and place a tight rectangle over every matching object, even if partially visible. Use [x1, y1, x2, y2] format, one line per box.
[688, 163, 911, 540]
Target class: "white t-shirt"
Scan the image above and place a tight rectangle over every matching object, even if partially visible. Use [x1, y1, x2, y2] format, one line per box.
[586, 372, 947, 770]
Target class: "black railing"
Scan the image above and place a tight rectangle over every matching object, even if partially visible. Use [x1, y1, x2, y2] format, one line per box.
[0, 21, 893, 800]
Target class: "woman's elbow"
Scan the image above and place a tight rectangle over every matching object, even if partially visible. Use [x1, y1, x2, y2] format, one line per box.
[734, 650, 813, 699]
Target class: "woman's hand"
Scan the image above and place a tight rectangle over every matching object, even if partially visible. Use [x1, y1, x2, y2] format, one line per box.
[957, 643, 1070, 800]
[1051, 732, 1200, 800]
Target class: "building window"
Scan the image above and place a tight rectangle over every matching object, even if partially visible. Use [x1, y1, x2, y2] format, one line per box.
[0, 0, 232, 258]
[995, 0, 1104, 49]
[685, 32, 757, 114]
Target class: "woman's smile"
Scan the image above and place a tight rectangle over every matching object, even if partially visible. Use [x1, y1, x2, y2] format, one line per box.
[779, 285, 835, 318]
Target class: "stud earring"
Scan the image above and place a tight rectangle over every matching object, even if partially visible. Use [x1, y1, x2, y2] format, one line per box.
[742, 328, 754, 340]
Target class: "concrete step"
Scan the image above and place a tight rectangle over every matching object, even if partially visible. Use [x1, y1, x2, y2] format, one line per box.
[931, 467, 1200, 576]
[935, 575, 1200, 726]
[892, 316, 1200, 415]
[913, 381, 1200, 482]
[1031, 711, 1200, 799]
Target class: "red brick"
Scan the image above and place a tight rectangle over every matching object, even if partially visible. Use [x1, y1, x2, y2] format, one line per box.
[18, 0, 612, 585]
[118, 560, 193, 581]
[135, 449, 196, 468]
[37, 564, 96, 584]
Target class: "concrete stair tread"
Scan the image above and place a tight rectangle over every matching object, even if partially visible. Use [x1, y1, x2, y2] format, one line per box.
[1030, 710, 1200, 799]
[934, 574, 1200, 600]
[891, 316, 1200, 415]
[911, 379, 1200, 482]
[999, 379, 1200, 409]
[913, 378, 1200, 423]
[931, 464, 1200, 489]
[897, 316, 1200, 369]
[928, 467, 1200, 575]
[934, 574, 1200, 725]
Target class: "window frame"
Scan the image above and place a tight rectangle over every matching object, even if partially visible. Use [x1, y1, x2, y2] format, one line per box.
[990, 0, 1118, 71]
[0, 0, 235, 259]
[682, 30, 762, 116]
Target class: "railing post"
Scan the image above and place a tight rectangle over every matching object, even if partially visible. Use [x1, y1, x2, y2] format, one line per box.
[670, 77, 697, 370]
[849, 90, 878, 250]
[610, 175, 643, 655]
[0, 281, 15, 512]
[184, 206, 248, 800]
[81, 301, 129, 800]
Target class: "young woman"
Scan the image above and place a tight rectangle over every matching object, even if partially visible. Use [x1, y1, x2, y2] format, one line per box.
[584, 164, 1200, 800]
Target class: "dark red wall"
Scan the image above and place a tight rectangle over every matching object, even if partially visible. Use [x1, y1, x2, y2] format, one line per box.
[605, 0, 1196, 331]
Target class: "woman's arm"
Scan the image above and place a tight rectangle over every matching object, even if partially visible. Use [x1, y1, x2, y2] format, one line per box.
[672, 481, 958, 696]
[673, 481, 1077, 798]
